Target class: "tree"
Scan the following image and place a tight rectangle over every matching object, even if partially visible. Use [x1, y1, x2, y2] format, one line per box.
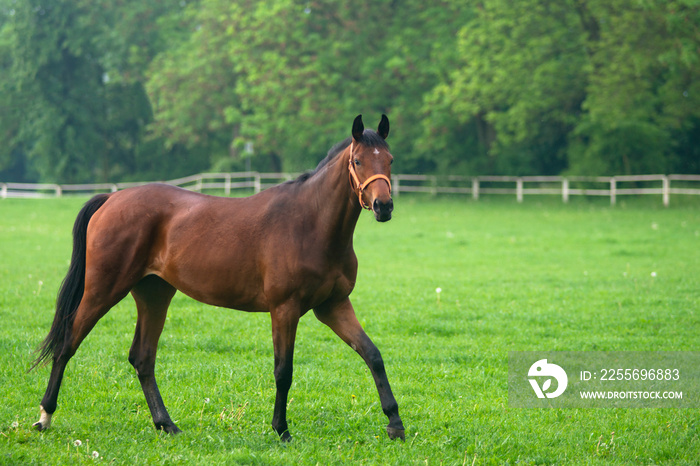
[2, 1, 108, 182]
[2, 0, 697, 182]
[569, 0, 700, 174]
[0, 0, 188, 183]
[425, 0, 588, 175]
[0, 6, 23, 179]
[146, 0, 471, 173]
[427, 0, 700, 176]
[146, 0, 241, 173]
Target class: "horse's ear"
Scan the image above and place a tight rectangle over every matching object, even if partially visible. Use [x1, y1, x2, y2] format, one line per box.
[352, 114, 364, 141]
[378, 114, 390, 140]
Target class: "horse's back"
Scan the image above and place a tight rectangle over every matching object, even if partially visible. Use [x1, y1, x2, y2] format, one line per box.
[85, 183, 272, 310]
[83, 182, 349, 312]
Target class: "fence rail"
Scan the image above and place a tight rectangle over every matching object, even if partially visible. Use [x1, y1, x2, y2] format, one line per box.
[2, 173, 700, 206]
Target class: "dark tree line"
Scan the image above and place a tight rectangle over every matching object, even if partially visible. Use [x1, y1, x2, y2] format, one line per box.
[1, 0, 698, 183]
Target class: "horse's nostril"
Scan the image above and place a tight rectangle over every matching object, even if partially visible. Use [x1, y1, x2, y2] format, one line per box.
[373, 199, 392, 213]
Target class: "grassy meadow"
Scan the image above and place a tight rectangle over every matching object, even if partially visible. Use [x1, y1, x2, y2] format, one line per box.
[1, 194, 699, 464]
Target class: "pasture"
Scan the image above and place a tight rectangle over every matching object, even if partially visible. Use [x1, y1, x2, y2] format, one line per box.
[1, 195, 699, 464]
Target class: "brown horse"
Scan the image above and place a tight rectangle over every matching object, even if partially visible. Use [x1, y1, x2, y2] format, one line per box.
[31, 114, 405, 441]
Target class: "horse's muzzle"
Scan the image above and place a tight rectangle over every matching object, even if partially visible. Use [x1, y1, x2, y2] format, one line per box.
[373, 198, 393, 222]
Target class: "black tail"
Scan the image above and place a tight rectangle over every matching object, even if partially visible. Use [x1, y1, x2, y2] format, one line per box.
[30, 194, 110, 370]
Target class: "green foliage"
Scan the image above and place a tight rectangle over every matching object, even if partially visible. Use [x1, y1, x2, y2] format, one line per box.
[3, 1, 107, 182]
[427, 0, 700, 176]
[147, 0, 468, 173]
[1, 0, 698, 182]
[1, 197, 699, 463]
[428, 0, 586, 174]
[146, 0, 239, 162]
[568, 0, 700, 175]
[0, 0, 188, 182]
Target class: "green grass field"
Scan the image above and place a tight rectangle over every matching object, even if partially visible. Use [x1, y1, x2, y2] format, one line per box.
[1, 195, 699, 464]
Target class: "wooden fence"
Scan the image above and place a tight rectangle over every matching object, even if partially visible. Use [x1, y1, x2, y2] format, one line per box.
[2, 173, 700, 206]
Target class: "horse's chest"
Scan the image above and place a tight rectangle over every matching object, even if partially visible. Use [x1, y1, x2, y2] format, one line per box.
[262, 243, 357, 308]
[276, 261, 355, 308]
[302, 270, 354, 310]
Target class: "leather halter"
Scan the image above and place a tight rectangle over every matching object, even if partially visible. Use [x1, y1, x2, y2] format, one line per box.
[347, 141, 392, 210]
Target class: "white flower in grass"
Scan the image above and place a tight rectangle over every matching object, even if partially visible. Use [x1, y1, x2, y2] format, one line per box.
[11, 421, 18, 429]
[73, 439, 82, 447]
[204, 398, 210, 404]
[92, 451, 99, 459]
[651, 272, 657, 278]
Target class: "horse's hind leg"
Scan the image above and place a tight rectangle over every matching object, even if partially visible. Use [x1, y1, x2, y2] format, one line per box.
[34, 290, 128, 431]
[128, 275, 179, 434]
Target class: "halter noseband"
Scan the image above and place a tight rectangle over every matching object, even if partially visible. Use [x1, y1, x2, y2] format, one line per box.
[347, 141, 392, 210]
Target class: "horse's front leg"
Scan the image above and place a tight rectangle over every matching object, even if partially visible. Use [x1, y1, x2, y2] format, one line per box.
[314, 298, 405, 441]
[270, 301, 301, 442]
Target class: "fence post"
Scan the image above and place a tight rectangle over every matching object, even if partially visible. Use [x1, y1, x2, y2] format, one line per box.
[472, 178, 479, 200]
[0, 183, 6, 199]
[195, 176, 203, 193]
[111, 184, 118, 193]
[662, 175, 670, 207]
[610, 177, 616, 205]
[225, 174, 231, 195]
[516, 178, 523, 203]
[55, 185, 63, 197]
[562, 178, 569, 203]
[254, 173, 262, 194]
[392, 175, 400, 196]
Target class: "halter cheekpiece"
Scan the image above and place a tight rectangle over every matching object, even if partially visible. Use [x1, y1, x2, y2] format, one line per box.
[347, 141, 392, 210]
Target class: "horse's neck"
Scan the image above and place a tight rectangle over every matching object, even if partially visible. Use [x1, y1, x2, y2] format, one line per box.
[303, 148, 361, 251]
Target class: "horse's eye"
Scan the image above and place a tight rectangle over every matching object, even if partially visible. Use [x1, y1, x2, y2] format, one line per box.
[390, 158, 394, 165]
[354, 159, 361, 166]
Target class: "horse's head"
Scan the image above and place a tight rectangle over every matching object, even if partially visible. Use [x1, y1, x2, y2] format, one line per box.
[348, 114, 394, 222]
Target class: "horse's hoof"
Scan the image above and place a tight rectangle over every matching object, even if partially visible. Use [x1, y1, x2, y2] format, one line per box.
[279, 430, 292, 442]
[156, 422, 182, 434]
[33, 421, 47, 431]
[34, 406, 52, 431]
[386, 426, 405, 441]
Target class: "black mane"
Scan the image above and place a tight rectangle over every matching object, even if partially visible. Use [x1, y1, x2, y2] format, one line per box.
[290, 130, 389, 185]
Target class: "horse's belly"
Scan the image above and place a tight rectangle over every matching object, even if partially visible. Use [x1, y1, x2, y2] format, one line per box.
[152, 249, 269, 312]
[163, 272, 269, 312]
